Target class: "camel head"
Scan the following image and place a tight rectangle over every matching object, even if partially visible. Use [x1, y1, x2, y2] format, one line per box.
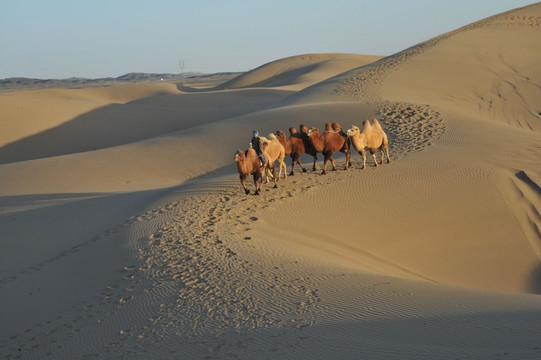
[276, 130, 286, 139]
[307, 127, 319, 138]
[346, 126, 360, 137]
[234, 149, 245, 162]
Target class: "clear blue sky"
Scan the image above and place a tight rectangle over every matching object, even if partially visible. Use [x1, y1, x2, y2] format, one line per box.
[1, 0, 538, 79]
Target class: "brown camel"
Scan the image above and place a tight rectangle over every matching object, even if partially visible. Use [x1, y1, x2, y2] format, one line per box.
[307, 122, 351, 175]
[234, 148, 263, 195]
[299, 124, 319, 171]
[346, 118, 390, 169]
[275, 127, 314, 175]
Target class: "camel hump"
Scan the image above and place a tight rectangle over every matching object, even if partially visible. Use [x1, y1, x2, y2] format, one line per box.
[372, 118, 383, 130]
[324, 122, 333, 131]
[300, 124, 308, 133]
[332, 122, 341, 132]
[259, 136, 269, 147]
[268, 133, 277, 141]
[289, 127, 297, 134]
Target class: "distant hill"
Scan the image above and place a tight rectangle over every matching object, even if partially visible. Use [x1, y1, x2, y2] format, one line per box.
[0, 72, 240, 92]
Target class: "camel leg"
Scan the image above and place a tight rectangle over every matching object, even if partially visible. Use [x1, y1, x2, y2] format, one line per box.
[263, 163, 274, 183]
[372, 153, 378, 167]
[359, 149, 366, 169]
[279, 159, 287, 180]
[290, 154, 306, 175]
[322, 153, 332, 175]
[370, 149, 378, 167]
[344, 149, 350, 170]
[385, 145, 391, 163]
[256, 171, 263, 195]
[259, 166, 266, 184]
[240, 175, 250, 195]
[297, 158, 307, 173]
[252, 173, 260, 195]
[330, 156, 338, 171]
[344, 139, 352, 168]
[268, 164, 275, 180]
[270, 165, 278, 188]
[312, 154, 318, 171]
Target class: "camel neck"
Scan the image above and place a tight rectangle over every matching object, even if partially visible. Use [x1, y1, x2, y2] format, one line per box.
[309, 133, 325, 152]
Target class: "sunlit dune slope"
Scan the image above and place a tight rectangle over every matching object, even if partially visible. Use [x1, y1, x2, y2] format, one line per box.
[0, 82, 181, 148]
[217, 53, 382, 90]
[288, 3, 541, 133]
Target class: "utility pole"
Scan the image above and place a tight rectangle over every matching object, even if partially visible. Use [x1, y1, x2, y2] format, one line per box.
[179, 59, 185, 77]
[178, 59, 185, 85]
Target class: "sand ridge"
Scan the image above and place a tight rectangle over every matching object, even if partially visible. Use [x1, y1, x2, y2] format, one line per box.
[217, 53, 383, 91]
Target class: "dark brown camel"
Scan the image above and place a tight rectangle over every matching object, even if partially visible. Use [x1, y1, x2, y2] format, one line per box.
[234, 148, 263, 195]
[299, 124, 319, 171]
[275, 124, 320, 175]
[307, 122, 351, 175]
[276, 127, 311, 175]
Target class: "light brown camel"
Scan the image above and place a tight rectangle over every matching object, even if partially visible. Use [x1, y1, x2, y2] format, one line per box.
[275, 126, 315, 175]
[234, 148, 263, 195]
[259, 134, 286, 185]
[346, 118, 390, 169]
[307, 122, 351, 175]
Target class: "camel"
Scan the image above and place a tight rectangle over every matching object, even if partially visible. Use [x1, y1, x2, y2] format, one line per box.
[275, 126, 314, 175]
[234, 148, 263, 195]
[299, 124, 318, 166]
[299, 124, 319, 172]
[346, 118, 391, 169]
[307, 122, 351, 175]
[259, 134, 286, 185]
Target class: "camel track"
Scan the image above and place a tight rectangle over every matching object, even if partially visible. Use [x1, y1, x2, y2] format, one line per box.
[376, 102, 445, 161]
[131, 180, 330, 358]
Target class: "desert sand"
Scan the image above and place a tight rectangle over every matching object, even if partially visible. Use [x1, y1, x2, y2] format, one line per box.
[1, 4, 541, 359]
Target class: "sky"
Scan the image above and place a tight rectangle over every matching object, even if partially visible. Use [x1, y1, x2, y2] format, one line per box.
[1, 0, 539, 79]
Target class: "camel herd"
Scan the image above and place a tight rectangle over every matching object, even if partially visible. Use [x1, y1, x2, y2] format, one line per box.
[234, 119, 390, 195]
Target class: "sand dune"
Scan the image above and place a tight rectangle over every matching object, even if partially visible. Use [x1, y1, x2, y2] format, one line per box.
[380, 5, 541, 131]
[0, 87, 292, 164]
[217, 53, 382, 90]
[1, 3, 541, 359]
